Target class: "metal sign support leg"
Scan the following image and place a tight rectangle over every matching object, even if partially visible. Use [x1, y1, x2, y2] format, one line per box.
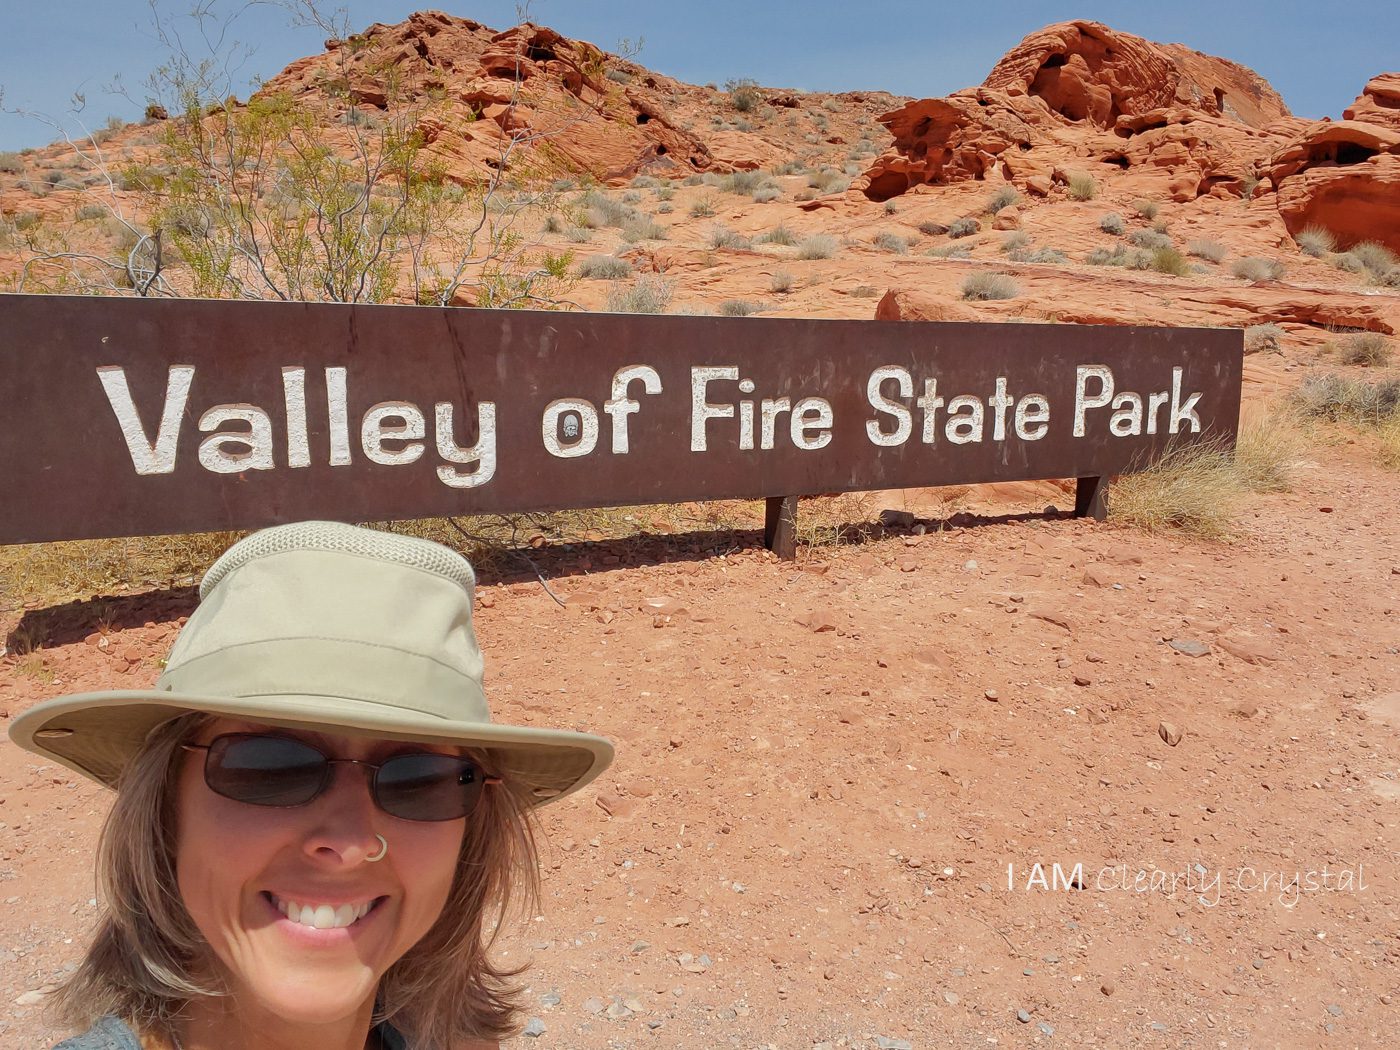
[764, 495, 798, 560]
[1074, 475, 1109, 520]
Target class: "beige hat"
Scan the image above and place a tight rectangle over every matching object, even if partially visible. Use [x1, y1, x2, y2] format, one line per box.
[8, 521, 613, 805]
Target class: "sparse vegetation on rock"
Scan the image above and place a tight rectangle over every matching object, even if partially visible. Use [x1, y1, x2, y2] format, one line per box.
[962, 272, 1019, 300]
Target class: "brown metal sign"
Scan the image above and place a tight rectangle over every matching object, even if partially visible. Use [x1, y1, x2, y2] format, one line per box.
[0, 294, 1242, 545]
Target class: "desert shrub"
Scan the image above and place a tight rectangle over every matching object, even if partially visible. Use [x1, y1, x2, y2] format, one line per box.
[688, 197, 717, 218]
[606, 68, 633, 84]
[758, 224, 798, 246]
[1336, 332, 1393, 367]
[606, 275, 674, 314]
[1009, 247, 1068, 264]
[725, 78, 761, 113]
[770, 270, 795, 293]
[1001, 231, 1032, 252]
[1231, 257, 1287, 282]
[718, 299, 761, 316]
[1291, 373, 1400, 427]
[1087, 245, 1129, 266]
[822, 97, 842, 112]
[542, 214, 567, 234]
[1134, 199, 1159, 220]
[1110, 440, 1243, 539]
[0, 151, 23, 174]
[707, 225, 752, 250]
[796, 234, 839, 260]
[620, 190, 642, 204]
[874, 231, 909, 254]
[917, 220, 949, 236]
[1349, 241, 1398, 277]
[883, 199, 898, 215]
[76, 204, 108, 221]
[654, 185, 674, 201]
[630, 175, 660, 189]
[1187, 239, 1227, 263]
[564, 226, 594, 243]
[1295, 225, 1335, 257]
[576, 255, 632, 280]
[720, 170, 767, 194]
[620, 216, 667, 242]
[1129, 228, 1172, 250]
[55, 178, 84, 191]
[550, 178, 577, 192]
[962, 272, 1019, 301]
[43, 170, 64, 186]
[1066, 171, 1096, 201]
[1231, 413, 1301, 494]
[986, 185, 1019, 214]
[948, 217, 980, 239]
[1150, 246, 1190, 276]
[1243, 323, 1284, 354]
[1330, 251, 1366, 274]
[1098, 212, 1125, 235]
[807, 168, 850, 194]
[752, 186, 781, 203]
[683, 174, 705, 187]
[581, 190, 639, 228]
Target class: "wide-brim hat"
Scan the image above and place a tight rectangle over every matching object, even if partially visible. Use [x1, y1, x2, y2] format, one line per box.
[8, 521, 613, 805]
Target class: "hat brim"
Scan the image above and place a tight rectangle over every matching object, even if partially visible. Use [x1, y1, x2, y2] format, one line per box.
[9, 691, 613, 806]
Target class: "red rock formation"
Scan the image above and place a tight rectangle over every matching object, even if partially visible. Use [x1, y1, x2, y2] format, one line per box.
[864, 20, 1291, 202]
[1267, 118, 1400, 252]
[1343, 74, 1400, 131]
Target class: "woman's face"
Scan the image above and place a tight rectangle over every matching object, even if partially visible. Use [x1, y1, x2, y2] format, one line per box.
[173, 718, 467, 1027]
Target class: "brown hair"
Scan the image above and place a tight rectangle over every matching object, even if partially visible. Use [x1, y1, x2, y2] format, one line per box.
[48, 714, 542, 1047]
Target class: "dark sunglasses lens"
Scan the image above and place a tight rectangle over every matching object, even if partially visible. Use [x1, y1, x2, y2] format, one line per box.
[206, 735, 328, 807]
[375, 754, 483, 821]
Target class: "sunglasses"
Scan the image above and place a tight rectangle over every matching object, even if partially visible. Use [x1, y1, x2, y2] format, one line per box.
[181, 733, 500, 822]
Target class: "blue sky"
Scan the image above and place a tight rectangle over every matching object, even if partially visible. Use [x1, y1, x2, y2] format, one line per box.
[1, 1, 1396, 151]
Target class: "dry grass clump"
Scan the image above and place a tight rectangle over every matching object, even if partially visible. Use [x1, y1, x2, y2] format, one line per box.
[1244, 323, 1284, 354]
[1066, 171, 1097, 201]
[1231, 257, 1287, 282]
[1295, 225, 1336, 257]
[1290, 373, 1400, 470]
[1187, 239, 1227, 263]
[985, 185, 1019, 214]
[796, 234, 839, 260]
[1001, 230, 1032, 252]
[873, 231, 910, 254]
[576, 255, 632, 279]
[807, 169, 851, 194]
[1098, 212, 1125, 235]
[947, 217, 980, 239]
[962, 272, 1019, 301]
[707, 225, 752, 250]
[757, 224, 798, 246]
[927, 244, 971, 259]
[1335, 332, 1393, 367]
[606, 275, 674, 314]
[1008, 246, 1067, 264]
[1111, 411, 1300, 538]
[917, 220, 949, 236]
[1150, 246, 1190, 276]
[1129, 229, 1172, 250]
[718, 299, 762, 316]
[769, 270, 795, 293]
[620, 216, 667, 242]
[688, 197, 717, 218]
[1348, 241, 1397, 278]
[1134, 199, 1159, 220]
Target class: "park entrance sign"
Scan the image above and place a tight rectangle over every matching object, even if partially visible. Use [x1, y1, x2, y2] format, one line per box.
[0, 294, 1242, 554]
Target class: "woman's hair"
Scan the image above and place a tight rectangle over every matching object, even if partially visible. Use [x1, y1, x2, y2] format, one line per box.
[47, 713, 542, 1047]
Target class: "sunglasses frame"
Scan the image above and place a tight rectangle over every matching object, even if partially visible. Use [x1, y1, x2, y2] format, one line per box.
[181, 732, 502, 822]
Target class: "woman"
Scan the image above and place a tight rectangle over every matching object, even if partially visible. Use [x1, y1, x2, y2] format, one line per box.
[9, 521, 614, 1049]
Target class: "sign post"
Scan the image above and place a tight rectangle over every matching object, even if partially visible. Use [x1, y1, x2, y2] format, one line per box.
[0, 294, 1242, 552]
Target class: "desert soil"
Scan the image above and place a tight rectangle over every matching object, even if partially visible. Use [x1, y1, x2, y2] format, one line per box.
[2, 434, 1397, 1048]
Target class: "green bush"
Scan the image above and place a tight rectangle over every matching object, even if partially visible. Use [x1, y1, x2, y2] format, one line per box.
[725, 79, 762, 113]
[1296, 225, 1335, 257]
[962, 272, 1019, 300]
[796, 234, 838, 260]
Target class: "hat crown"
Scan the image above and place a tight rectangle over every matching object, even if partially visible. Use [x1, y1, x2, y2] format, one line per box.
[159, 522, 488, 722]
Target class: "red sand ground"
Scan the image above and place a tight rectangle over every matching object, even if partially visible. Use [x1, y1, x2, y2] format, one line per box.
[2, 437, 1397, 1047]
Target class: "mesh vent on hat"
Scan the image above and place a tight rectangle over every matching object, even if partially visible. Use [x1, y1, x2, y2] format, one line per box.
[200, 521, 476, 600]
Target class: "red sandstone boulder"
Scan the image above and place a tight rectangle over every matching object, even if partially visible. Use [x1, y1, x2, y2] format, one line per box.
[1343, 73, 1400, 132]
[1268, 118, 1400, 253]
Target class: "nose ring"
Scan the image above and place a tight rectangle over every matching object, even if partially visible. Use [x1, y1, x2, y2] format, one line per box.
[366, 834, 388, 863]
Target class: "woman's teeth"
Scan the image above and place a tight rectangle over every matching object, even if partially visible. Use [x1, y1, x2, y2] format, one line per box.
[272, 895, 375, 930]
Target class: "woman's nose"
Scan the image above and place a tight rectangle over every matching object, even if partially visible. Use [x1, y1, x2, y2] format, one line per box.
[300, 761, 382, 866]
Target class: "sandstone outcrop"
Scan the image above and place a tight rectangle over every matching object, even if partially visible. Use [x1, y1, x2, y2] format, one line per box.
[863, 21, 1291, 201]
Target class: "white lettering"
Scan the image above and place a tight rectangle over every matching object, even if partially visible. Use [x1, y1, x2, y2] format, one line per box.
[1015, 394, 1049, 440]
[1109, 392, 1144, 437]
[1169, 367, 1203, 434]
[542, 398, 598, 458]
[361, 402, 426, 466]
[791, 397, 833, 450]
[1073, 365, 1114, 437]
[435, 402, 496, 488]
[865, 365, 913, 447]
[326, 367, 351, 466]
[945, 394, 984, 445]
[690, 366, 738, 452]
[602, 365, 662, 454]
[96, 364, 194, 475]
[197, 404, 275, 474]
[282, 367, 310, 468]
